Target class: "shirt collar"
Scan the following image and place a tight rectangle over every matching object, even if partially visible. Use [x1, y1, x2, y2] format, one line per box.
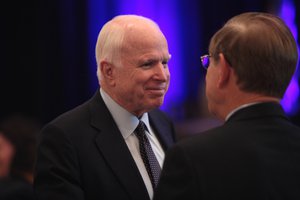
[100, 88, 151, 139]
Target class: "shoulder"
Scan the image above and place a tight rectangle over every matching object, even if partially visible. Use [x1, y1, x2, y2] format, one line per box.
[52, 98, 92, 125]
[171, 124, 239, 158]
[39, 95, 99, 143]
[39, 103, 90, 142]
[176, 126, 223, 149]
[47, 91, 105, 128]
[45, 91, 105, 131]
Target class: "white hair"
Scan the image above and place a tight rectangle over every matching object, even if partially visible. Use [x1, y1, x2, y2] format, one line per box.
[95, 15, 161, 82]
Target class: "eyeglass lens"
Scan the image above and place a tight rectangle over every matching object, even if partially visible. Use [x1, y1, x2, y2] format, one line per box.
[201, 56, 210, 69]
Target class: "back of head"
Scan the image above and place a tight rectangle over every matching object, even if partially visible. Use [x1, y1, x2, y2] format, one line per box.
[209, 12, 298, 98]
[95, 15, 162, 82]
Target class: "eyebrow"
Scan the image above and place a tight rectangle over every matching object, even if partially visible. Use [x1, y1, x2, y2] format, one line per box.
[138, 53, 171, 64]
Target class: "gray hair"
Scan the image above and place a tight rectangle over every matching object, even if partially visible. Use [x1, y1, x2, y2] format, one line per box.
[95, 15, 160, 82]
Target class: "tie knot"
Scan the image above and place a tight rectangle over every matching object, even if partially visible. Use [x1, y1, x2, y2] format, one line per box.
[135, 120, 147, 138]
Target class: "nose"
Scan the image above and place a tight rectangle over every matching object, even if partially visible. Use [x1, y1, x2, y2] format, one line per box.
[154, 63, 169, 81]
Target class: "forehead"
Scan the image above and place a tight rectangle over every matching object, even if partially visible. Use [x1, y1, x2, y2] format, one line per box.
[122, 27, 169, 58]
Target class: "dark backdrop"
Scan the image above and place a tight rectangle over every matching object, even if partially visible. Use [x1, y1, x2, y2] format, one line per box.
[1, 0, 299, 127]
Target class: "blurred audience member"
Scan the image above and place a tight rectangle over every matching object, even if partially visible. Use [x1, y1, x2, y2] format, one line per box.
[0, 130, 15, 178]
[0, 114, 40, 200]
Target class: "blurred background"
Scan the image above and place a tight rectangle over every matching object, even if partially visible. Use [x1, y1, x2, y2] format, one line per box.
[1, 0, 299, 139]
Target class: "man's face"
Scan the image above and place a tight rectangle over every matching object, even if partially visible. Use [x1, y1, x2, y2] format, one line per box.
[113, 27, 170, 116]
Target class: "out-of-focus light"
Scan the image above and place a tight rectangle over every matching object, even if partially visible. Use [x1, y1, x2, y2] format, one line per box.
[279, 0, 300, 115]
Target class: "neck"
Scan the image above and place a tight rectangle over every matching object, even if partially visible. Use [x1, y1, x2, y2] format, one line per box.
[101, 87, 146, 117]
[219, 93, 280, 121]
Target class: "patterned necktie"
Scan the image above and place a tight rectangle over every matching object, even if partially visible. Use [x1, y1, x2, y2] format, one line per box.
[135, 120, 161, 188]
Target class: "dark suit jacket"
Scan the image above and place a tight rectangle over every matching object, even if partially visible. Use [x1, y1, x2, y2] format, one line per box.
[34, 91, 176, 200]
[154, 102, 300, 200]
[0, 177, 34, 200]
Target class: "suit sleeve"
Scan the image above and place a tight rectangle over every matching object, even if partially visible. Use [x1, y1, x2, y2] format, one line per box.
[153, 144, 199, 200]
[34, 124, 85, 200]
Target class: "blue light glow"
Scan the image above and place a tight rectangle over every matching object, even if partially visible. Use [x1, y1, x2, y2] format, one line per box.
[279, 0, 300, 115]
[87, 0, 109, 93]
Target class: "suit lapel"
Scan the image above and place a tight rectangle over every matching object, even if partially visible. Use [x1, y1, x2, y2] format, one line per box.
[88, 92, 150, 200]
[148, 110, 174, 151]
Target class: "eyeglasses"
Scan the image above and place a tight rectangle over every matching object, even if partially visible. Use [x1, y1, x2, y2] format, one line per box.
[200, 54, 211, 69]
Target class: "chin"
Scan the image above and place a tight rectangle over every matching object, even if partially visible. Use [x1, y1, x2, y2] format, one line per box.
[147, 99, 164, 110]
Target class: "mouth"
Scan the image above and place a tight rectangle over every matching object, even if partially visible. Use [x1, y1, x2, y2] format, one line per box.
[145, 87, 166, 96]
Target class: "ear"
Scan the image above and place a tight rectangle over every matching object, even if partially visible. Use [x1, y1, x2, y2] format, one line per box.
[100, 61, 115, 85]
[217, 53, 231, 88]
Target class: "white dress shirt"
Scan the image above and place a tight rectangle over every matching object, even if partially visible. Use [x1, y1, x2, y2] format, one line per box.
[100, 88, 165, 199]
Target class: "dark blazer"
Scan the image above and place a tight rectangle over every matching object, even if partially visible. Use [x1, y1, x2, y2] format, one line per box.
[154, 102, 300, 200]
[0, 177, 34, 200]
[34, 91, 176, 200]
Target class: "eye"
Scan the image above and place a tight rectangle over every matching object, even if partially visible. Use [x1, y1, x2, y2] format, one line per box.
[143, 61, 153, 66]
[141, 60, 155, 69]
[162, 60, 169, 68]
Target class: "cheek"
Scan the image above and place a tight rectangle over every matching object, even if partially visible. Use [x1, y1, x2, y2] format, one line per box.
[166, 70, 171, 85]
[117, 75, 147, 99]
[115, 70, 136, 89]
[205, 70, 219, 103]
[205, 73, 213, 95]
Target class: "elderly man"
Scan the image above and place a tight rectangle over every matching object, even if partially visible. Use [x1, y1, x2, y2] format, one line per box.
[34, 15, 175, 200]
[154, 12, 300, 200]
